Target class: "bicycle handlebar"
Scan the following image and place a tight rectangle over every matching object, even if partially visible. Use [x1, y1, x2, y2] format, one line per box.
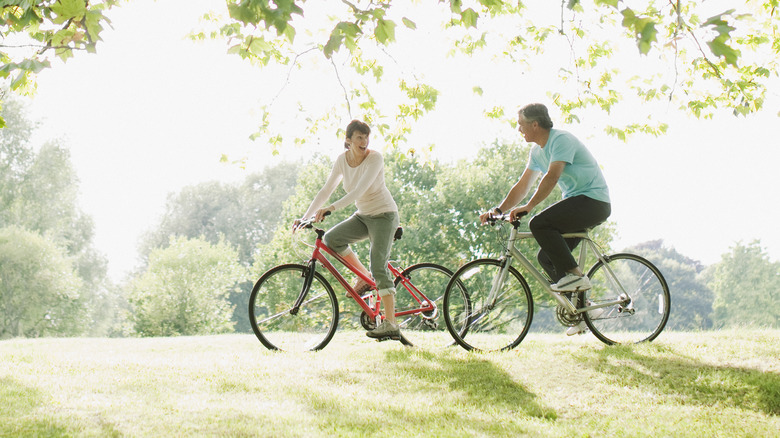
[294, 210, 332, 231]
[486, 210, 527, 227]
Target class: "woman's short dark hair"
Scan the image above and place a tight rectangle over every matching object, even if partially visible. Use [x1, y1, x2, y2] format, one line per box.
[344, 119, 371, 149]
[519, 103, 554, 130]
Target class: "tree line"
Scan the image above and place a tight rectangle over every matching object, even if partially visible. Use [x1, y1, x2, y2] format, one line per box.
[1, 99, 778, 338]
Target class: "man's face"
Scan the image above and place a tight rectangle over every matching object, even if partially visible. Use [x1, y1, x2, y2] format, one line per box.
[517, 114, 535, 142]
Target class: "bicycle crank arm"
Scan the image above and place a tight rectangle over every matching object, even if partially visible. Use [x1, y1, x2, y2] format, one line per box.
[577, 297, 630, 314]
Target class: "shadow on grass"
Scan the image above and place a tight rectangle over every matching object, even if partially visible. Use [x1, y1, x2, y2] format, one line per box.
[0, 377, 71, 436]
[578, 344, 780, 416]
[0, 377, 123, 437]
[385, 348, 556, 419]
[288, 348, 556, 437]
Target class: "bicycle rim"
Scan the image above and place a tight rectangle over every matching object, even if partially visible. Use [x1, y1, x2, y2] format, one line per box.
[394, 263, 459, 349]
[444, 259, 533, 352]
[585, 253, 670, 345]
[249, 264, 339, 351]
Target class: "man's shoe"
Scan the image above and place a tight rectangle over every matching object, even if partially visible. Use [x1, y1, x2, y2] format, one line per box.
[551, 273, 592, 292]
[566, 321, 588, 336]
[366, 320, 400, 339]
[565, 303, 606, 336]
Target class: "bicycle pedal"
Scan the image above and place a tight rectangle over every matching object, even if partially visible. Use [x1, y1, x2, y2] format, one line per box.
[375, 335, 401, 342]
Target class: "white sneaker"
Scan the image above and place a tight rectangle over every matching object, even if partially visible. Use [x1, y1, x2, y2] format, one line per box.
[551, 273, 592, 292]
[565, 304, 606, 336]
[566, 321, 588, 336]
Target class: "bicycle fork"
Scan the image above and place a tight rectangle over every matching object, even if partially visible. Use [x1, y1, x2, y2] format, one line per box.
[290, 259, 317, 315]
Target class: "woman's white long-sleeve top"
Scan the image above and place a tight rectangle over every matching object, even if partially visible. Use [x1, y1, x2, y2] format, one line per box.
[302, 150, 398, 219]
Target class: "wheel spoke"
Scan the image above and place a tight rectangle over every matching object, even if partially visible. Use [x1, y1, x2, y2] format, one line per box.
[443, 259, 533, 352]
[585, 254, 670, 345]
[249, 265, 339, 351]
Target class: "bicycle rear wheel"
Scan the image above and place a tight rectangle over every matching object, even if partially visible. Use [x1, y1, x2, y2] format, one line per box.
[584, 253, 670, 345]
[443, 258, 533, 352]
[394, 263, 461, 349]
[248, 264, 339, 351]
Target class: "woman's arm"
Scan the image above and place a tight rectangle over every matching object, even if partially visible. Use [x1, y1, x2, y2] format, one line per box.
[301, 161, 343, 220]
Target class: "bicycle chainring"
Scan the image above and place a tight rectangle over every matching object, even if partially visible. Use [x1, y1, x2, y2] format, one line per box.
[421, 318, 438, 330]
[556, 305, 581, 327]
[360, 311, 377, 330]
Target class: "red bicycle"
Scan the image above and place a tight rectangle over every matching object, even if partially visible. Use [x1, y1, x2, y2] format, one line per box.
[248, 217, 464, 351]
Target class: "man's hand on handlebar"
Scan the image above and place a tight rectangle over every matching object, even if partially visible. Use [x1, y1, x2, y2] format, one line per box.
[479, 207, 503, 225]
[509, 206, 530, 222]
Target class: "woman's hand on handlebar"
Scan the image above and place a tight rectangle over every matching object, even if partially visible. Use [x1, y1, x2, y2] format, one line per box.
[292, 206, 334, 233]
[314, 206, 334, 223]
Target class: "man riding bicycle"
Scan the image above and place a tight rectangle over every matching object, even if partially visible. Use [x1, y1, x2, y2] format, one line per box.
[479, 103, 611, 335]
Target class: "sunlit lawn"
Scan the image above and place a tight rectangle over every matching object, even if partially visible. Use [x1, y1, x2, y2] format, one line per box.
[1, 329, 778, 437]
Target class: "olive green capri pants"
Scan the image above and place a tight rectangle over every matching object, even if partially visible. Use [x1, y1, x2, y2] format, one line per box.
[323, 211, 400, 297]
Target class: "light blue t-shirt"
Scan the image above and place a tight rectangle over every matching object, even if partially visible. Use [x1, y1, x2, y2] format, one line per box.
[527, 129, 610, 203]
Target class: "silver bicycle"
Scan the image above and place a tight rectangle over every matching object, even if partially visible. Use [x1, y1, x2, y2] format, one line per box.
[442, 215, 671, 351]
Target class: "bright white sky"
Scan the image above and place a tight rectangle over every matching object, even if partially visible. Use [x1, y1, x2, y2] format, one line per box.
[21, 0, 780, 281]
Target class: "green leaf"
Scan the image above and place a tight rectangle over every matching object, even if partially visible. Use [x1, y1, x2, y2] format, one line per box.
[402, 17, 416, 30]
[375, 19, 396, 44]
[460, 8, 478, 28]
[595, 0, 618, 7]
[50, 0, 87, 22]
[450, 0, 463, 14]
[472, 86, 483, 96]
[323, 31, 344, 58]
[707, 37, 740, 66]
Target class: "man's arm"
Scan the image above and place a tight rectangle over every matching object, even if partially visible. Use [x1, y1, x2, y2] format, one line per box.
[480, 168, 540, 224]
[509, 161, 566, 220]
[497, 168, 540, 212]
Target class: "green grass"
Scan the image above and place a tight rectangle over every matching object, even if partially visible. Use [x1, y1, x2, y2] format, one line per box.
[1, 330, 778, 437]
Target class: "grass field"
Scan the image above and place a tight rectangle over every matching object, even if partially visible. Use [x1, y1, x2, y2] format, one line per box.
[1, 329, 778, 437]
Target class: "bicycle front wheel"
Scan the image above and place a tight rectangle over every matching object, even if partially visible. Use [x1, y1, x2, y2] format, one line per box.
[443, 259, 533, 352]
[248, 264, 339, 351]
[394, 263, 459, 349]
[584, 253, 670, 345]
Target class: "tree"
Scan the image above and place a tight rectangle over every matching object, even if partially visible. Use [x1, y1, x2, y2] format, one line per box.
[0, 96, 113, 336]
[707, 240, 779, 328]
[190, 0, 780, 154]
[138, 162, 301, 334]
[0, 225, 85, 338]
[627, 240, 714, 330]
[1, 0, 119, 126]
[128, 236, 246, 337]
[4, 1, 778, 145]
[140, 161, 301, 267]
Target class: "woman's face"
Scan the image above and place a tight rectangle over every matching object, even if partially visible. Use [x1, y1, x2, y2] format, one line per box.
[346, 132, 370, 158]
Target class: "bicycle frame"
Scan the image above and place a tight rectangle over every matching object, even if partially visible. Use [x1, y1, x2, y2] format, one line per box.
[300, 228, 437, 322]
[494, 224, 631, 314]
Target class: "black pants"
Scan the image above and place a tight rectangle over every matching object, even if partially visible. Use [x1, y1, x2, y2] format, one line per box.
[529, 195, 611, 283]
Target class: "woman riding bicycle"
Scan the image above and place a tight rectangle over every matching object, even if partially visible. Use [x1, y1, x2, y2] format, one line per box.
[295, 119, 401, 339]
[479, 103, 611, 335]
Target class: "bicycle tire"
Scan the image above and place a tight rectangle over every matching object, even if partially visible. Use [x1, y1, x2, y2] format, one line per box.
[393, 263, 461, 349]
[248, 263, 339, 351]
[443, 258, 534, 352]
[584, 253, 670, 345]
